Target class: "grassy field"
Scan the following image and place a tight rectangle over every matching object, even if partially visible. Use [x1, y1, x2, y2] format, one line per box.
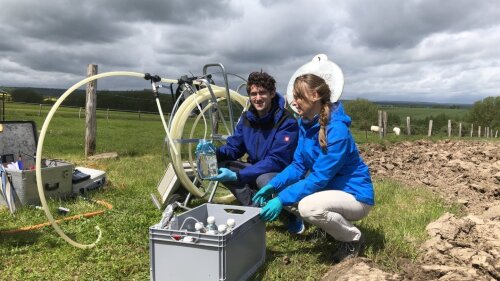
[382, 106, 469, 120]
[0, 103, 465, 280]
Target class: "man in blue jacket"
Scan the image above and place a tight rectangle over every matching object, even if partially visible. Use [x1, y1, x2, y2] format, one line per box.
[208, 71, 299, 210]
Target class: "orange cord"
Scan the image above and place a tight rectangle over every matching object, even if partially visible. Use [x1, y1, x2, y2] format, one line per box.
[0, 199, 113, 234]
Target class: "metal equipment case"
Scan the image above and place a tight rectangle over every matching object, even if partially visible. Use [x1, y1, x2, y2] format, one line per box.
[0, 121, 73, 207]
[149, 203, 266, 281]
[72, 166, 106, 195]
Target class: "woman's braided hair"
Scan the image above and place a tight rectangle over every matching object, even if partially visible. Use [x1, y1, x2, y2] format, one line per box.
[293, 74, 332, 151]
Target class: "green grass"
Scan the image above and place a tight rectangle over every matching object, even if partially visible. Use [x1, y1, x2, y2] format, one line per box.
[0, 103, 465, 280]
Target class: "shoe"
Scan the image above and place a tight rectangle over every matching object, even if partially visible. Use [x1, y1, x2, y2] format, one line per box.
[287, 214, 305, 235]
[332, 234, 365, 263]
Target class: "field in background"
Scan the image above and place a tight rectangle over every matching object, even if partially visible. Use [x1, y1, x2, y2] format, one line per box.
[0, 102, 472, 280]
[383, 106, 469, 120]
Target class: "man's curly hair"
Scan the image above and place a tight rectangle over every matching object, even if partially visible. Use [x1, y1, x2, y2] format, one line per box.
[246, 71, 276, 94]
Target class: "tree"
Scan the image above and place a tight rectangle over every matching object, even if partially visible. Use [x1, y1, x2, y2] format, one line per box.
[11, 88, 43, 103]
[344, 98, 379, 134]
[466, 96, 499, 129]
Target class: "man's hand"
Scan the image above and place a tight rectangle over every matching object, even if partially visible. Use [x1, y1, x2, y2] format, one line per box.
[195, 142, 203, 154]
[208, 168, 237, 182]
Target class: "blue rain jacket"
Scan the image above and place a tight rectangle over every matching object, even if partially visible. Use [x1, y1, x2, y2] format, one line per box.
[216, 93, 299, 185]
[269, 102, 374, 206]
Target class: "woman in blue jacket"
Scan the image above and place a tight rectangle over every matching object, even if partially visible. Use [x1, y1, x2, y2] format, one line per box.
[253, 73, 374, 262]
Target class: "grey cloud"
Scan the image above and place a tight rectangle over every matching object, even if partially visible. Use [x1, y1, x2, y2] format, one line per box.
[345, 0, 500, 49]
[0, 0, 498, 104]
[1, 1, 132, 44]
[97, 0, 235, 24]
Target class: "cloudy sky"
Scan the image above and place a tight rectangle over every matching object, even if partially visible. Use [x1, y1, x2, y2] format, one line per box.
[1, 0, 499, 104]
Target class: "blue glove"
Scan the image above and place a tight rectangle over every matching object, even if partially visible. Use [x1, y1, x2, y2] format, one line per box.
[260, 197, 283, 221]
[252, 184, 275, 206]
[195, 142, 203, 154]
[208, 168, 237, 182]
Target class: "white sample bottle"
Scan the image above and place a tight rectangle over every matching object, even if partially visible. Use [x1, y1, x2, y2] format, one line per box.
[226, 218, 236, 231]
[206, 216, 218, 234]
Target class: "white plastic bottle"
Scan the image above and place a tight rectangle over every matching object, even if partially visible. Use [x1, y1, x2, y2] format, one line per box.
[196, 139, 218, 179]
[217, 224, 228, 235]
[194, 222, 205, 233]
[206, 216, 218, 235]
[226, 218, 236, 231]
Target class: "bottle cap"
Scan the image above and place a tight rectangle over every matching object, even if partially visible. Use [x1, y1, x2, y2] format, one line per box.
[207, 216, 215, 224]
[217, 224, 227, 233]
[226, 218, 236, 228]
[195, 222, 204, 231]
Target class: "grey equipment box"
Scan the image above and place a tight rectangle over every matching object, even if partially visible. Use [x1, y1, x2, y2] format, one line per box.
[149, 203, 266, 281]
[0, 121, 73, 207]
[72, 166, 106, 195]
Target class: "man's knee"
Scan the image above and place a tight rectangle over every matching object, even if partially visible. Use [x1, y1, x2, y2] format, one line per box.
[256, 173, 277, 188]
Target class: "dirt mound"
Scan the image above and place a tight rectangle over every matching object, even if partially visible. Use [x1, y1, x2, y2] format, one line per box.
[408, 208, 500, 280]
[360, 140, 499, 215]
[321, 140, 499, 281]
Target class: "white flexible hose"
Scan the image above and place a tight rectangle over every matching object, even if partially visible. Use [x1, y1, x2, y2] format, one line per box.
[168, 85, 248, 200]
[36, 71, 177, 249]
[36, 71, 246, 248]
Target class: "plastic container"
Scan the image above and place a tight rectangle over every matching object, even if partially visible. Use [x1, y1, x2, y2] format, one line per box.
[149, 203, 266, 281]
[196, 139, 218, 179]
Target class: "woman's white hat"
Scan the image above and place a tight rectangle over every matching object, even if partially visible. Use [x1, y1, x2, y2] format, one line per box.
[286, 54, 344, 113]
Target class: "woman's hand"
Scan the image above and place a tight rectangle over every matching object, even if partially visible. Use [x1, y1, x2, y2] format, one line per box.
[252, 184, 275, 206]
[259, 197, 283, 221]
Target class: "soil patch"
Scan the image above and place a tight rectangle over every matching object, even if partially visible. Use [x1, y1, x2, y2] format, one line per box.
[322, 140, 499, 281]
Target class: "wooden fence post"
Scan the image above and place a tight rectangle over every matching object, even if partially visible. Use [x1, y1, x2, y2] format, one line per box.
[378, 110, 383, 139]
[447, 120, 451, 137]
[79, 107, 82, 119]
[470, 123, 473, 137]
[382, 111, 387, 137]
[406, 116, 411, 135]
[428, 120, 433, 137]
[458, 123, 462, 137]
[486, 127, 489, 138]
[38, 104, 42, 116]
[496, 130, 498, 138]
[85, 64, 98, 157]
[478, 126, 481, 137]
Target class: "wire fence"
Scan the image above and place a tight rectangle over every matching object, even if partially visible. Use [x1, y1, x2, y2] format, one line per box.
[1, 101, 498, 139]
[1, 101, 168, 122]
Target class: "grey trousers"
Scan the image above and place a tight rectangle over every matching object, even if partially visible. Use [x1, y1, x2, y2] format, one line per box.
[297, 190, 372, 242]
[220, 160, 277, 206]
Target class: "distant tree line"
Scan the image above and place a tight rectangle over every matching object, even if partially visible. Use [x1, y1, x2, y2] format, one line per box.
[9, 88, 498, 134]
[344, 96, 498, 135]
[10, 88, 175, 112]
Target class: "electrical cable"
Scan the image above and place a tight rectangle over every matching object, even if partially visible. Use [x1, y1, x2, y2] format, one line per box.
[0, 199, 113, 235]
